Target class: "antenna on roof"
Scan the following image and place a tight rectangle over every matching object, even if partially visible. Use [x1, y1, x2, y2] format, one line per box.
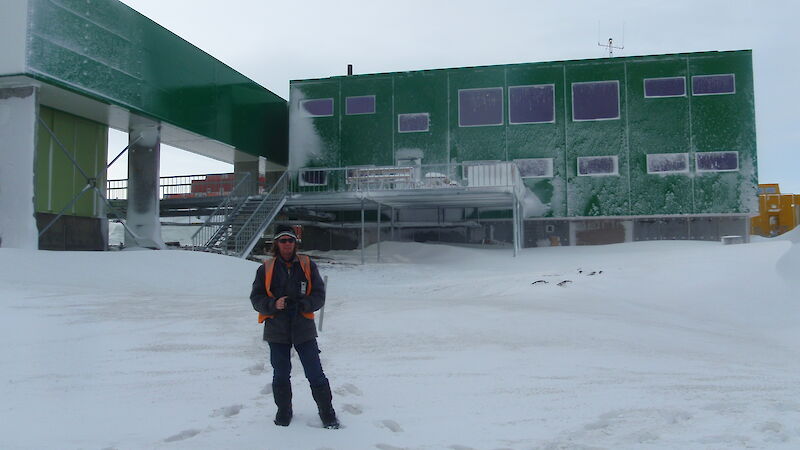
[597, 21, 625, 57]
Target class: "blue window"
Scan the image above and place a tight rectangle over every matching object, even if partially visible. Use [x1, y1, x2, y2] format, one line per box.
[692, 74, 735, 96]
[398, 113, 429, 133]
[644, 77, 686, 98]
[509, 85, 555, 124]
[300, 99, 334, 117]
[459, 87, 504, 127]
[572, 81, 620, 121]
[345, 95, 376, 115]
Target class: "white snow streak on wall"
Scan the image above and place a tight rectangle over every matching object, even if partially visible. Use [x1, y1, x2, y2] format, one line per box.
[288, 90, 324, 170]
[0, 90, 38, 249]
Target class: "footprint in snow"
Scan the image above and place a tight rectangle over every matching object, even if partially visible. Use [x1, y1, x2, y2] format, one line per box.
[164, 429, 201, 442]
[335, 383, 363, 396]
[375, 444, 406, 450]
[211, 404, 242, 418]
[246, 363, 266, 375]
[343, 403, 363, 415]
[377, 419, 403, 433]
[260, 383, 272, 395]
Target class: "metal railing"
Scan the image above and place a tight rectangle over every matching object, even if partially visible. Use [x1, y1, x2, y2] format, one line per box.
[190, 172, 253, 250]
[228, 171, 289, 257]
[107, 173, 242, 200]
[276, 161, 523, 195]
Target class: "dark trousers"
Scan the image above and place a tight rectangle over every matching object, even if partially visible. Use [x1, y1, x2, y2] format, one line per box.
[268, 339, 328, 387]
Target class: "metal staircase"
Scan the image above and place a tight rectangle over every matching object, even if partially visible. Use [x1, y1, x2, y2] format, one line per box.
[191, 172, 288, 258]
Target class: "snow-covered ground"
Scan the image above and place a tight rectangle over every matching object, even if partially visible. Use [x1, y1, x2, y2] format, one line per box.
[1, 234, 799, 449]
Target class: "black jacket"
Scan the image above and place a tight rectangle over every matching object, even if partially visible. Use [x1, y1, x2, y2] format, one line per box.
[250, 255, 326, 344]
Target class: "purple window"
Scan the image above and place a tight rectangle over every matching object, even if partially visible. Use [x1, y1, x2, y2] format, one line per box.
[696, 151, 738, 172]
[578, 156, 618, 176]
[644, 77, 686, 98]
[398, 113, 429, 133]
[515, 158, 553, 178]
[459, 88, 504, 127]
[346, 95, 375, 115]
[692, 74, 735, 95]
[647, 153, 689, 174]
[300, 98, 334, 117]
[572, 81, 620, 121]
[509, 85, 555, 124]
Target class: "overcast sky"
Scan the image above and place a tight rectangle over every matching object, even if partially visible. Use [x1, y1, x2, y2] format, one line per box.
[110, 0, 800, 192]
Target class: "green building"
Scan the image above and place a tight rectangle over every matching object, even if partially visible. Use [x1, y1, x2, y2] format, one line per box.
[288, 50, 757, 246]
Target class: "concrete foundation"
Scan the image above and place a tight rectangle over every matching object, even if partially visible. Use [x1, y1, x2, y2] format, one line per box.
[0, 85, 38, 249]
[234, 150, 262, 195]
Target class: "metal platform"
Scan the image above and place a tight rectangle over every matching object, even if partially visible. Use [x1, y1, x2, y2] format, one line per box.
[285, 186, 518, 210]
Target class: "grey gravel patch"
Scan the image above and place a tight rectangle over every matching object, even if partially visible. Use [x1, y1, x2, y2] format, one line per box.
[211, 404, 242, 418]
[343, 403, 363, 415]
[164, 429, 201, 442]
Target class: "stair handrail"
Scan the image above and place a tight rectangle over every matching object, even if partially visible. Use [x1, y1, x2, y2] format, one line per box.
[190, 172, 253, 250]
[231, 171, 290, 258]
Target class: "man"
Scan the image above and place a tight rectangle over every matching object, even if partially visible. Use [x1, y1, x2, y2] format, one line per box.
[249, 225, 340, 429]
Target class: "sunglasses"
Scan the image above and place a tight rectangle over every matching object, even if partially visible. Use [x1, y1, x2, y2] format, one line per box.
[277, 238, 296, 244]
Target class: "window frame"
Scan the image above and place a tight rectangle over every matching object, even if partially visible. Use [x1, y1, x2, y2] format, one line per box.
[571, 80, 621, 122]
[643, 77, 687, 98]
[577, 155, 619, 177]
[299, 98, 334, 117]
[695, 151, 740, 173]
[345, 95, 376, 115]
[397, 112, 430, 133]
[508, 84, 556, 125]
[691, 74, 736, 96]
[646, 152, 690, 174]
[298, 168, 329, 186]
[514, 157, 554, 178]
[458, 87, 505, 127]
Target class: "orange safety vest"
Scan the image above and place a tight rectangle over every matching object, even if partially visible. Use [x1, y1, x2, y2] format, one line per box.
[258, 254, 314, 323]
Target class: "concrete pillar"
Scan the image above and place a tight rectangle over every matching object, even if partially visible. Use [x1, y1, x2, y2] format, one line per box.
[125, 120, 165, 249]
[0, 85, 39, 249]
[234, 150, 261, 195]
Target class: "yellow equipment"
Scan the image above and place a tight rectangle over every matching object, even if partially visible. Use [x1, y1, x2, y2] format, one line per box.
[751, 184, 800, 237]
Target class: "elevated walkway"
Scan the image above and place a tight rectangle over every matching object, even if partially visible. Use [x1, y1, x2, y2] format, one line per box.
[109, 162, 527, 259]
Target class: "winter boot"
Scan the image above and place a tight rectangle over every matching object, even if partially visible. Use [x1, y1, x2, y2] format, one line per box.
[310, 381, 340, 429]
[272, 383, 293, 426]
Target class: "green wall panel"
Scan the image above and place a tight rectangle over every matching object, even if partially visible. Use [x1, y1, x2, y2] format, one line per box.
[36, 106, 107, 218]
[341, 76, 393, 167]
[689, 52, 758, 214]
[394, 71, 449, 164]
[564, 61, 628, 216]
[448, 66, 507, 163]
[289, 50, 757, 218]
[627, 58, 692, 215]
[506, 63, 566, 217]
